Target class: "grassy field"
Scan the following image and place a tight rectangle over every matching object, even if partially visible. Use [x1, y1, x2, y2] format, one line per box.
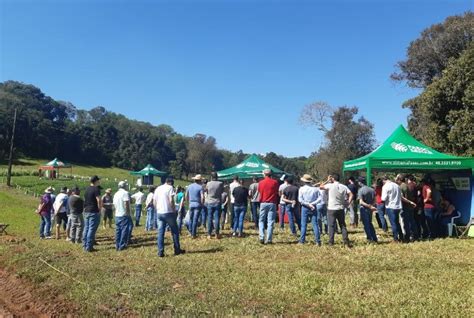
[0, 184, 473, 316]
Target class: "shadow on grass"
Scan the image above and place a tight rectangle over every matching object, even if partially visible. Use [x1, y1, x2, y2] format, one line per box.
[187, 246, 225, 254]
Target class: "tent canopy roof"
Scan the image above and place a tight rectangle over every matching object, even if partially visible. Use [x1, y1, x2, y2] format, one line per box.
[130, 164, 167, 176]
[217, 154, 286, 180]
[343, 125, 474, 172]
[40, 158, 72, 169]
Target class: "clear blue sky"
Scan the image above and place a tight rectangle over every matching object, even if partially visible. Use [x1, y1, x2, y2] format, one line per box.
[1, 0, 471, 157]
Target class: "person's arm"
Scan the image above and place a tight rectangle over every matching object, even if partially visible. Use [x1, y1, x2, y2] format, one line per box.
[185, 189, 189, 203]
[381, 186, 387, 203]
[125, 199, 131, 215]
[223, 195, 229, 206]
[282, 192, 293, 204]
[423, 188, 432, 203]
[401, 194, 417, 207]
[200, 189, 204, 205]
[309, 190, 319, 208]
[347, 191, 354, 205]
[170, 192, 176, 212]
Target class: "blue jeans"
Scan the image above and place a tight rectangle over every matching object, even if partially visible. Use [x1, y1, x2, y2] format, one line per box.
[135, 204, 142, 226]
[189, 206, 201, 237]
[126, 215, 134, 242]
[300, 206, 320, 244]
[360, 207, 377, 242]
[39, 213, 51, 238]
[82, 212, 100, 251]
[200, 206, 208, 228]
[207, 204, 221, 235]
[145, 206, 156, 231]
[285, 204, 297, 235]
[176, 205, 185, 233]
[386, 208, 402, 241]
[157, 213, 181, 256]
[376, 203, 388, 232]
[279, 203, 287, 229]
[251, 202, 260, 228]
[115, 216, 130, 250]
[259, 203, 276, 242]
[424, 208, 436, 239]
[401, 208, 418, 241]
[316, 204, 328, 234]
[233, 204, 247, 235]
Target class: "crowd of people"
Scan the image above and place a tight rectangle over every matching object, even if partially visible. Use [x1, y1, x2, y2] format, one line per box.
[35, 169, 457, 256]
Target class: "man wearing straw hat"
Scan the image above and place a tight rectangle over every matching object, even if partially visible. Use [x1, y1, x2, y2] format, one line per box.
[36, 186, 54, 239]
[258, 169, 279, 244]
[298, 174, 321, 245]
[186, 174, 204, 238]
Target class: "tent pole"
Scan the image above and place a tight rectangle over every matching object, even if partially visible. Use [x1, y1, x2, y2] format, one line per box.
[367, 165, 372, 186]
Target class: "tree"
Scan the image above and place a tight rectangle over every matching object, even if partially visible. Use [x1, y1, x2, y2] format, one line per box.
[391, 11, 473, 88]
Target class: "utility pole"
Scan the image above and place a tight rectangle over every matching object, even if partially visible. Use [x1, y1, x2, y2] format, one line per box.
[6, 107, 18, 187]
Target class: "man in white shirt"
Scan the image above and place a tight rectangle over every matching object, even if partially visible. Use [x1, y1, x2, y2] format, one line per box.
[113, 181, 131, 251]
[278, 176, 289, 231]
[53, 187, 69, 240]
[153, 177, 185, 257]
[320, 174, 353, 247]
[131, 188, 145, 227]
[229, 176, 240, 229]
[381, 175, 403, 242]
[145, 187, 156, 231]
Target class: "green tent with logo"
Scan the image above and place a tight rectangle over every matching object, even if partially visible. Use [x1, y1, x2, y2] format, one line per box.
[343, 125, 474, 185]
[217, 154, 286, 180]
[39, 158, 73, 179]
[130, 164, 167, 185]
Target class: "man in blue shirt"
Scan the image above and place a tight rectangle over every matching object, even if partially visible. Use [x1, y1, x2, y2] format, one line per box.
[186, 174, 204, 238]
[298, 174, 321, 246]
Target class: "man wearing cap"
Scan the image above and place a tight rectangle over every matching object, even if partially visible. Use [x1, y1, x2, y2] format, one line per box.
[357, 176, 378, 243]
[68, 187, 84, 244]
[154, 177, 185, 257]
[53, 187, 69, 239]
[101, 188, 114, 229]
[83, 175, 102, 252]
[131, 187, 145, 227]
[258, 169, 279, 244]
[298, 174, 321, 245]
[381, 175, 403, 242]
[320, 174, 353, 247]
[205, 172, 224, 239]
[186, 174, 204, 238]
[36, 187, 54, 239]
[113, 181, 131, 251]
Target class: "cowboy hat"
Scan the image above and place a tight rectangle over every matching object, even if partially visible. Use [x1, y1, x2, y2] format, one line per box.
[44, 186, 55, 193]
[300, 174, 313, 183]
[192, 174, 202, 181]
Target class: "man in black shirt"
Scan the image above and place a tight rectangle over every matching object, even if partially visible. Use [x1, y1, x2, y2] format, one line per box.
[68, 187, 84, 244]
[83, 176, 102, 252]
[282, 177, 299, 236]
[232, 180, 248, 237]
[347, 177, 359, 228]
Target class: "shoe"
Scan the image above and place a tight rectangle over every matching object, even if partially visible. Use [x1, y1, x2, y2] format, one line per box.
[40, 236, 45, 240]
[158, 253, 165, 258]
[215, 234, 221, 239]
[237, 233, 242, 238]
[344, 241, 353, 248]
[316, 242, 322, 247]
[266, 241, 273, 245]
[65, 237, 71, 241]
[232, 232, 236, 237]
[174, 249, 185, 256]
[45, 236, 52, 239]
[259, 239, 265, 244]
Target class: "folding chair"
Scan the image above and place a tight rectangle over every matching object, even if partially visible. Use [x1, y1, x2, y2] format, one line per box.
[447, 211, 461, 237]
[0, 223, 9, 235]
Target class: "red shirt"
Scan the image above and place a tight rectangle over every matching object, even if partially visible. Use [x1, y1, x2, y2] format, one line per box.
[375, 186, 383, 204]
[258, 177, 279, 204]
[422, 185, 435, 209]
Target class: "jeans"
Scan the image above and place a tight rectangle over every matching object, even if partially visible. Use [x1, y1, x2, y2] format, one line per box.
[39, 213, 51, 238]
[316, 204, 328, 234]
[347, 201, 358, 225]
[82, 212, 100, 251]
[157, 213, 181, 256]
[258, 203, 276, 242]
[200, 205, 208, 228]
[135, 204, 142, 226]
[300, 206, 320, 244]
[327, 209, 349, 245]
[220, 205, 228, 230]
[189, 206, 201, 237]
[115, 216, 130, 250]
[414, 209, 429, 239]
[176, 205, 185, 233]
[230, 203, 235, 229]
[401, 208, 419, 241]
[207, 204, 221, 235]
[285, 204, 298, 235]
[250, 202, 260, 228]
[360, 207, 377, 242]
[376, 203, 388, 231]
[126, 215, 134, 242]
[279, 203, 287, 229]
[233, 204, 247, 235]
[145, 206, 156, 231]
[424, 208, 436, 239]
[386, 208, 402, 241]
[69, 214, 83, 243]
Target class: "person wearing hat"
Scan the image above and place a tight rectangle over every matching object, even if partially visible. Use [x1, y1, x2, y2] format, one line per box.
[257, 169, 279, 244]
[82, 175, 102, 252]
[298, 174, 321, 245]
[36, 187, 54, 239]
[101, 188, 114, 230]
[185, 174, 204, 238]
[53, 186, 69, 239]
[357, 176, 378, 243]
[113, 181, 131, 251]
[68, 187, 84, 244]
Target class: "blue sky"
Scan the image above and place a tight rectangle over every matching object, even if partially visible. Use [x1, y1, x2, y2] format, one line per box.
[1, 0, 471, 157]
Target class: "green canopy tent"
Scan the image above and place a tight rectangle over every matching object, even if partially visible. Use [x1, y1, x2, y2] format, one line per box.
[343, 125, 474, 223]
[130, 164, 167, 185]
[217, 154, 287, 180]
[39, 158, 72, 179]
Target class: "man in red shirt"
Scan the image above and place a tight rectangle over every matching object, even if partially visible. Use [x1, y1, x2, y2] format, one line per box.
[258, 169, 279, 244]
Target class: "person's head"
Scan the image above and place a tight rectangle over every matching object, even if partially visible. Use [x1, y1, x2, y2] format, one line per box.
[138, 187, 143, 192]
[176, 186, 183, 193]
[421, 175, 432, 186]
[211, 172, 218, 181]
[287, 176, 294, 185]
[407, 174, 416, 183]
[382, 175, 390, 184]
[376, 178, 383, 188]
[233, 175, 239, 182]
[149, 186, 156, 193]
[166, 177, 174, 185]
[60, 186, 68, 194]
[118, 181, 127, 189]
[348, 176, 355, 184]
[192, 174, 202, 184]
[203, 178, 208, 184]
[263, 169, 272, 177]
[105, 188, 112, 195]
[45, 186, 55, 194]
[300, 174, 313, 184]
[90, 175, 100, 186]
[395, 173, 406, 184]
[358, 176, 367, 186]
[72, 187, 80, 195]
[332, 173, 340, 182]
[252, 177, 258, 183]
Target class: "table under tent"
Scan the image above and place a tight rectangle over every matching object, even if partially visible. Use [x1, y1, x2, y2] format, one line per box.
[343, 125, 474, 234]
[217, 154, 287, 181]
[130, 164, 167, 186]
[39, 158, 72, 179]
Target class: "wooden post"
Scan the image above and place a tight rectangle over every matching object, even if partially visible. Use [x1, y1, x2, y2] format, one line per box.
[6, 107, 18, 187]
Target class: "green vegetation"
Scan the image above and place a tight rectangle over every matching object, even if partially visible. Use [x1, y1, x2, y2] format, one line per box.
[0, 186, 472, 316]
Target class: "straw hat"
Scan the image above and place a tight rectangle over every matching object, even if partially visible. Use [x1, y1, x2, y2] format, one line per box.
[44, 186, 55, 193]
[192, 174, 202, 181]
[300, 174, 313, 183]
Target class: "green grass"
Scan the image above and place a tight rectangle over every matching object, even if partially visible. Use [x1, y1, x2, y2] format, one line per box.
[0, 185, 473, 316]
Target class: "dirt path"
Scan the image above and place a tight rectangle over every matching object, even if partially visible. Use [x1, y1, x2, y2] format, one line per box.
[0, 268, 76, 317]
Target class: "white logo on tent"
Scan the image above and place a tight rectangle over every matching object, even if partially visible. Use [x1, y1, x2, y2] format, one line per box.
[245, 162, 259, 168]
[391, 142, 408, 152]
[391, 142, 433, 154]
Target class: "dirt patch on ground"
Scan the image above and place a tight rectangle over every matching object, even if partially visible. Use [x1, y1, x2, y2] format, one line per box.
[0, 267, 77, 317]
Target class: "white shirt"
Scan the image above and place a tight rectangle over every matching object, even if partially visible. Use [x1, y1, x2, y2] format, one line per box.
[153, 184, 175, 214]
[53, 193, 68, 213]
[113, 188, 130, 217]
[145, 192, 154, 207]
[381, 181, 402, 209]
[324, 182, 350, 210]
[279, 183, 288, 204]
[315, 188, 328, 206]
[131, 191, 145, 205]
[229, 181, 240, 204]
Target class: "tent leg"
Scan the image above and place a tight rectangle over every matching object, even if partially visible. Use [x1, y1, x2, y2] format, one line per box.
[367, 166, 372, 186]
